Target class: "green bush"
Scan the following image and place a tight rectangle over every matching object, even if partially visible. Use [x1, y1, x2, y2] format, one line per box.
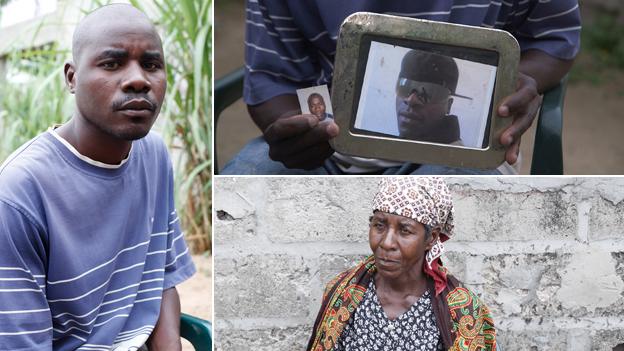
[570, 9, 624, 84]
[0, 46, 72, 161]
[583, 10, 624, 70]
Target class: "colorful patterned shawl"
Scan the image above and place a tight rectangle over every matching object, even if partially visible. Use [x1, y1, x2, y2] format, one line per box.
[306, 256, 497, 351]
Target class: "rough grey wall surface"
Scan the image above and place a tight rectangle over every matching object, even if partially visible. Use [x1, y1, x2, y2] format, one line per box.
[214, 177, 624, 351]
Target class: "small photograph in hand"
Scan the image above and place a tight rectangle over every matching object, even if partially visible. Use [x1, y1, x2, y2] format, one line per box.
[297, 85, 334, 122]
[353, 43, 497, 149]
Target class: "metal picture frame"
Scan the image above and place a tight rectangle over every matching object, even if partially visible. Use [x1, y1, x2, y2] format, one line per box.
[330, 12, 520, 169]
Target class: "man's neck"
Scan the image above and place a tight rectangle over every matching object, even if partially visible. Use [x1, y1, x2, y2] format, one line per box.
[56, 117, 132, 165]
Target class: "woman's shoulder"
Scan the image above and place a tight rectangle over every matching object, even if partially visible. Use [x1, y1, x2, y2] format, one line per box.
[442, 276, 497, 350]
[322, 256, 375, 298]
[445, 275, 492, 313]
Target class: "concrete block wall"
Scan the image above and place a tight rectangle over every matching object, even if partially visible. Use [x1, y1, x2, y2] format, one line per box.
[214, 177, 624, 351]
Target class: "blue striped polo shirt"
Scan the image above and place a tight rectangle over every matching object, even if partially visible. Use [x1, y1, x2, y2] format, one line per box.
[0, 130, 196, 350]
[244, 0, 581, 105]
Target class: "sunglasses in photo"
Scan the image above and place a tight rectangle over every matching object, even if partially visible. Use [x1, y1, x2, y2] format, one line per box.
[396, 78, 473, 103]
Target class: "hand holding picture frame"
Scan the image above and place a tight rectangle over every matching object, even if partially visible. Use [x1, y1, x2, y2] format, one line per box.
[330, 13, 520, 169]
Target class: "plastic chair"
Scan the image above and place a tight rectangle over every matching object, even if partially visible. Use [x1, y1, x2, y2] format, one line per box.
[214, 67, 566, 175]
[530, 77, 567, 175]
[180, 313, 212, 351]
[214, 67, 245, 174]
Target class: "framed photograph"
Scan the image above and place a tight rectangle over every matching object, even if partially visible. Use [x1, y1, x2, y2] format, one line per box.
[331, 13, 520, 169]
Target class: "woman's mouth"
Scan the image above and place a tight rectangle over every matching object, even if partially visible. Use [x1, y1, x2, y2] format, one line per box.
[376, 256, 400, 266]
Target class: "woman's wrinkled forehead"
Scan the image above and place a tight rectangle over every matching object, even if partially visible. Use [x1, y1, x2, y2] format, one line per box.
[371, 177, 454, 238]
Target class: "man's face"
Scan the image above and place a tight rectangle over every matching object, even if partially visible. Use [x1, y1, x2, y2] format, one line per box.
[395, 79, 451, 140]
[368, 211, 435, 280]
[69, 21, 166, 141]
[308, 96, 326, 119]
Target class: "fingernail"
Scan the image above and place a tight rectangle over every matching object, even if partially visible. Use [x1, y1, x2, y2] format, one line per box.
[501, 135, 512, 146]
[499, 106, 509, 116]
[327, 123, 339, 137]
[307, 115, 319, 127]
[510, 154, 518, 164]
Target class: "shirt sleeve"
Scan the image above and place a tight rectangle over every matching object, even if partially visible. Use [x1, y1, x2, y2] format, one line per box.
[509, 0, 581, 60]
[162, 168, 196, 290]
[0, 200, 52, 350]
[244, 0, 321, 105]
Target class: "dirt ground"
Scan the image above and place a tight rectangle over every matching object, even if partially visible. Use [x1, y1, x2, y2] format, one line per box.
[215, 0, 624, 175]
[177, 254, 212, 350]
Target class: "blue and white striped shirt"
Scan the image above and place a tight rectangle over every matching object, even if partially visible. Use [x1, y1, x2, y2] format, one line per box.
[244, 0, 581, 105]
[0, 130, 196, 350]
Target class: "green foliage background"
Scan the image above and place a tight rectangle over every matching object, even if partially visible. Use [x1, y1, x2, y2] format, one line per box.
[569, 7, 624, 85]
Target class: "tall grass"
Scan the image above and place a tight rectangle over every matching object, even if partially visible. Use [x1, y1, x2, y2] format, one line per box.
[129, 0, 213, 253]
[0, 46, 72, 162]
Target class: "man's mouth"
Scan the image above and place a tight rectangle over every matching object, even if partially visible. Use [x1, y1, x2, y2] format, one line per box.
[115, 99, 156, 118]
[399, 111, 424, 121]
[117, 99, 155, 112]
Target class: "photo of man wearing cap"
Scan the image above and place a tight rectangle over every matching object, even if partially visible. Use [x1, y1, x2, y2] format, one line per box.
[353, 42, 496, 153]
[395, 50, 472, 145]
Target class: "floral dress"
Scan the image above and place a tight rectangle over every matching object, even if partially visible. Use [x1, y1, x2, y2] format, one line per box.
[334, 280, 444, 351]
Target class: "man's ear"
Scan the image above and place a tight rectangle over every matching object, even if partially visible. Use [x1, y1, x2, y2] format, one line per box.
[446, 98, 454, 114]
[64, 61, 76, 94]
[425, 229, 440, 251]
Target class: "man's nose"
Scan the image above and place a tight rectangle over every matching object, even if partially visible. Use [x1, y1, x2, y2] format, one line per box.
[405, 92, 425, 107]
[121, 62, 151, 93]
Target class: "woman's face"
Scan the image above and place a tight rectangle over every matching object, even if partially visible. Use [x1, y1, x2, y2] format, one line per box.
[369, 211, 436, 280]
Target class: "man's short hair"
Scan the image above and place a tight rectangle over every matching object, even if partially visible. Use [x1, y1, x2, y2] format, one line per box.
[399, 50, 459, 94]
[307, 93, 325, 106]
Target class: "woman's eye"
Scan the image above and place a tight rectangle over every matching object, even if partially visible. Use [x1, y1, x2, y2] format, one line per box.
[401, 227, 414, 235]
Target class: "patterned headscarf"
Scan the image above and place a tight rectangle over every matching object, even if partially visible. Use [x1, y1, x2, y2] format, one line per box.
[372, 177, 454, 238]
[372, 177, 455, 294]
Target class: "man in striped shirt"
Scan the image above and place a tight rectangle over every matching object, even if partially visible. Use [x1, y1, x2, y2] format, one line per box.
[222, 0, 581, 175]
[0, 4, 195, 350]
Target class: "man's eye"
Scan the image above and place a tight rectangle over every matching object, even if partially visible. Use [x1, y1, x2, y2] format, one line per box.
[101, 62, 119, 69]
[143, 62, 161, 70]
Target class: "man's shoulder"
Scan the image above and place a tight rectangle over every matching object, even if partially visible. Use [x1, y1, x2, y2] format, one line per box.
[135, 131, 171, 164]
[140, 130, 167, 149]
[0, 132, 57, 188]
[0, 132, 57, 226]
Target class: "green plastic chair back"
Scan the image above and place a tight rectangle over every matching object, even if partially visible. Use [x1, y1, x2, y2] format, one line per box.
[180, 313, 212, 351]
[214, 67, 567, 175]
[214, 67, 245, 174]
[530, 77, 567, 175]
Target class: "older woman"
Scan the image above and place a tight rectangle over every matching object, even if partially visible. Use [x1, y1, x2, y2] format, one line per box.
[307, 177, 497, 351]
